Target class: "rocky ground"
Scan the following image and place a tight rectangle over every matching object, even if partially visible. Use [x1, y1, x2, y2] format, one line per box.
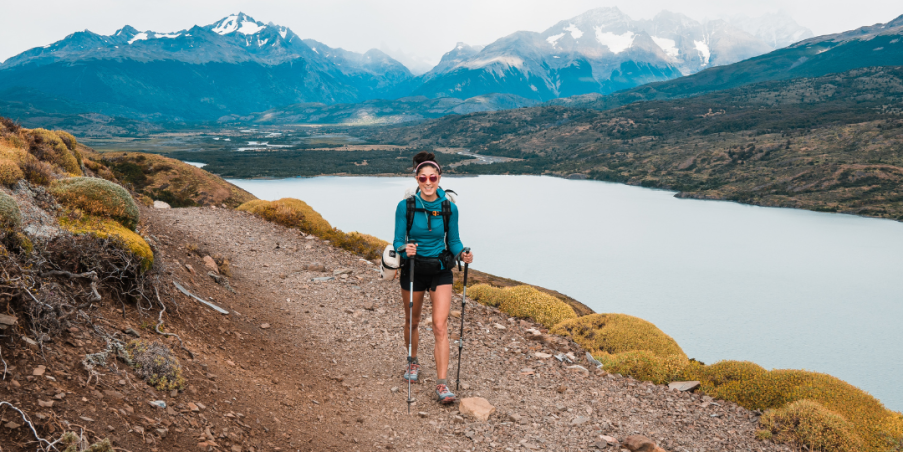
[2, 204, 792, 451]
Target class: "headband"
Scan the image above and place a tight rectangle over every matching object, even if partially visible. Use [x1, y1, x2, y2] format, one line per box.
[414, 160, 441, 173]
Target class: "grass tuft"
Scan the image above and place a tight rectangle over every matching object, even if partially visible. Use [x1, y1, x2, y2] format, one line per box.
[59, 214, 153, 271]
[466, 284, 577, 328]
[759, 400, 865, 452]
[124, 340, 186, 391]
[0, 158, 24, 185]
[50, 177, 140, 230]
[596, 350, 689, 385]
[0, 192, 22, 230]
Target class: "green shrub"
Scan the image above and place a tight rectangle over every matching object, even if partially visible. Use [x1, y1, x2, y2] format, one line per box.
[50, 177, 139, 230]
[596, 350, 689, 385]
[0, 159, 23, 185]
[551, 313, 686, 358]
[124, 340, 185, 391]
[468, 284, 505, 307]
[759, 400, 865, 452]
[0, 192, 21, 229]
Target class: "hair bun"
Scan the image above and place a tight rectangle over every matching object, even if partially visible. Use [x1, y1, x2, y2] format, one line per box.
[412, 151, 440, 173]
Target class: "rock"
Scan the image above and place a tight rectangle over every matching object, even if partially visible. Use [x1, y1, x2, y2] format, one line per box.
[38, 400, 54, 407]
[153, 200, 171, 209]
[149, 400, 166, 409]
[125, 328, 141, 338]
[459, 397, 496, 421]
[333, 268, 353, 276]
[231, 446, 243, 452]
[203, 256, 219, 274]
[418, 412, 428, 418]
[185, 264, 196, 274]
[23, 337, 38, 351]
[307, 262, 326, 272]
[668, 381, 700, 392]
[493, 323, 506, 330]
[103, 390, 124, 399]
[312, 276, 335, 282]
[188, 402, 200, 412]
[566, 365, 590, 376]
[4, 421, 21, 429]
[556, 385, 567, 394]
[0, 314, 17, 326]
[586, 352, 603, 367]
[32, 365, 46, 376]
[450, 310, 461, 318]
[623, 435, 667, 452]
[534, 352, 553, 359]
[260, 323, 271, 329]
[571, 416, 590, 426]
[390, 387, 399, 393]
[601, 435, 618, 445]
[519, 368, 535, 376]
[565, 352, 576, 361]
[453, 415, 465, 424]
[363, 303, 375, 311]
[524, 328, 543, 340]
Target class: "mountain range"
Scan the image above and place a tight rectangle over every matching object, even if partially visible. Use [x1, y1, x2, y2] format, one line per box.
[0, 9, 815, 122]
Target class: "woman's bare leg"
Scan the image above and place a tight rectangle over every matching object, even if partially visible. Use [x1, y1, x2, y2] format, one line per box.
[401, 290, 425, 359]
[430, 284, 453, 380]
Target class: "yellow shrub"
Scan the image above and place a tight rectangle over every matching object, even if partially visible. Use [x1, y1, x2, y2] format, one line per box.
[50, 177, 140, 230]
[596, 350, 690, 385]
[712, 369, 900, 451]
[0, 142, 29, 164]
[681, 360, 768, 393]
[551, 313, 686, 358]
[468, 284, 505, 307]
[52, 130, 82, 167]
[59, 215, 153, 271]
[27, 128, 82, 176]
[0, 192, 22, 229]
[332, 231, 388, 260]
[759, 400, 865, 452]
[0, 159, 24, 185]
[500, 285, 578, 328]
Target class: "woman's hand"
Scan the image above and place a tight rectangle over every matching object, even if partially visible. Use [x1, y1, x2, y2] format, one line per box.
[405, 243, 418, 257]
[461, 250, 473, 264]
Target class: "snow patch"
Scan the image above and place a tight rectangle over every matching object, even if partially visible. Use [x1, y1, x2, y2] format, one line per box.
[213, 15, 239, 35]
[257, 37, 269, 46]
[462, 56, 524, 69]
[237, 21, 264, 35]
[128, 33, 148, 45]
[311, 47, 319, 54]
[279, 28, 288, 39]
[565, 23, 583, 40]
[595, 29, 634, 54]
[154, 33, 181, 39]
[694, 40, 710, 66]
[546, 33, 565, 47]
[652, 36, 679, 57]
[530, 84, 538, 92]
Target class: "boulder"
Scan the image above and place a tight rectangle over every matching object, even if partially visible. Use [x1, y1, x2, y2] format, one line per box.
[203, 256, 219, 274]
[623, 435, 668, 452]
[153, 200, 171, 209]
[459, 397, 496, 422]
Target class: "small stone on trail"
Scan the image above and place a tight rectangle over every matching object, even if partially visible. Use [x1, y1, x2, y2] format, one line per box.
[203, 256, 219, 274]
[567, 365, 590, 376]
[4, 421, 21, 429]
[668, 381, 700, 392]
[260, 323, 271, 329]
[185, 264, 196, 274]
[459, 397, 496, 422]
[188, 402, 199, 412]
[363, 302, 375, 311]
[534, 352, 552, 359]
[493, 323, 506, 330]
[38, 400, 53, 407]
[307, 262, 326, 272]
[556, 385, 567, 394]
[418, 411, 428, 418]
[333, 268, 353, 276]
[125, 328, 141, 338]
[149, 400, 166, 409]
[450, 310, 461, 318]
[623, 435, 667, 452]
[520, 368, 535, 376]
[313, 276, 335, 282]
[153, 200, 171, 209]
[600, 435, 618, 445]
[390, 387, 399, 393]
[571, 416, 590, 426]
[32, 365, 46, 376]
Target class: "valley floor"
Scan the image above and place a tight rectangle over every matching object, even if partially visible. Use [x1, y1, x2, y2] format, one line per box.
[2, 205, 792, 451]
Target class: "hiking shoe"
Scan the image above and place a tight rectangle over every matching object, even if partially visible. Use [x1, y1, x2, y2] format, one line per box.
[403, 362, 420, 382]
[436, 384, 456, 404]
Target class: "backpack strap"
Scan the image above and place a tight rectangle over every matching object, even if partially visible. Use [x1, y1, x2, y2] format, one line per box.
[441, 199, 452, 252]
[405, 196, 415, 240]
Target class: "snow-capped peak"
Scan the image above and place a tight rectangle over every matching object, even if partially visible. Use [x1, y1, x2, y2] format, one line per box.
[211, 13, 266, 36]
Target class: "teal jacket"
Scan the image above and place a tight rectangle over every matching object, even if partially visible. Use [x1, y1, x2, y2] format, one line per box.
[393, 188, 464, 267]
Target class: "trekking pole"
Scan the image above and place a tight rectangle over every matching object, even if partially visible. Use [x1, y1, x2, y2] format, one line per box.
[455, 247, 471, 391]
[407, 242, 416, 414]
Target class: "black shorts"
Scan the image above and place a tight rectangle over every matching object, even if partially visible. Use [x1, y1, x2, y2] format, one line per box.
[399, 266, 453, 292]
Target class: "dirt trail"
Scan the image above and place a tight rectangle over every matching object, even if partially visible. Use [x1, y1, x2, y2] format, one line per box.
[2, 204, 790, 451]
[143, 206, 789, 452]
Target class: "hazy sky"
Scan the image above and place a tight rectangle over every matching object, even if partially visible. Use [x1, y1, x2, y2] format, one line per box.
[1, 0, 900, 72]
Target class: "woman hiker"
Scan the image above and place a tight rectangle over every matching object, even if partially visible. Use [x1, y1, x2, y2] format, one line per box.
[394, 151, 474, 404]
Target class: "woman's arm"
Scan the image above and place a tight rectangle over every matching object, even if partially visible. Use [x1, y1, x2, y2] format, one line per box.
[447, 203, 464, 257]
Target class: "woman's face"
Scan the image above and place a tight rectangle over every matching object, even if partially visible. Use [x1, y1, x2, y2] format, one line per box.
[417, 165, 440, 197]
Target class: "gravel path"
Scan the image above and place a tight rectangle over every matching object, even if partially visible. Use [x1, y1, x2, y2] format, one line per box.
[146, 206, 789, 452]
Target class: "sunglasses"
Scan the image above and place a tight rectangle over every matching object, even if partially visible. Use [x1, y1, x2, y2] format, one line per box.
[417, 174, 438, 183]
